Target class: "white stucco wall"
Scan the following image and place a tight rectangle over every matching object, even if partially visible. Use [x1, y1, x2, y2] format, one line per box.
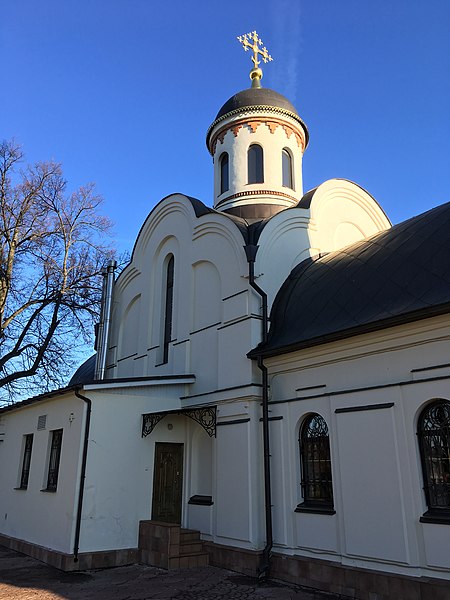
[106, 195, 262, 396]
[265, 315, 450, 580]
[74, 386, 265, 554]
[0, 393, 85, 553]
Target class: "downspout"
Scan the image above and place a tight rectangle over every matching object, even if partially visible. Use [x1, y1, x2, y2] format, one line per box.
[73, 388, 92, 563]
[244, 243, 272, 580]
[95, 259, 117, 381]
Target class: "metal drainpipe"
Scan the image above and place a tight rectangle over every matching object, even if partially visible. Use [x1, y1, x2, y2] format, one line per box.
[244, 243, 272, 580]
[73, 388, 92, 563]
[95, 259, 117, 380]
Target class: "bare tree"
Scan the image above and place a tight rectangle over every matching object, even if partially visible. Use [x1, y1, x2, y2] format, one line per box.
[0, 140, 113, 403]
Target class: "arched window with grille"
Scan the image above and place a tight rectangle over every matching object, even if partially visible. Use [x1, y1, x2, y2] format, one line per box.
[219, 152, 229, 194]
[248, 144, 264, 184]
[162, 255, 174, 364]
[297, 413, 335, 513]
[418, 399, 450, 522]
[282, 148, 294, 189]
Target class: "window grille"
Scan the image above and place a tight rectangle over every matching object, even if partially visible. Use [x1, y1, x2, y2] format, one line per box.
[248, 145, 264, 184]
[37, 415, 47, 430]
[418, 400, 450, 512]
[220, 153, 229, 194]
[20, 434, 33, 489]
[46, 429, 63, 491]
[162, 256, 174, 364]
[299, 414, 333, 507]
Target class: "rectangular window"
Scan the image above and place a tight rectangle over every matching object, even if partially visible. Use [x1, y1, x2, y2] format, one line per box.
[46, 429, 63, 491]
[19, 434, 33, 489]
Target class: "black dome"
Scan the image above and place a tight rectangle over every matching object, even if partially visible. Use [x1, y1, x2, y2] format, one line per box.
[216, 87, 298, 120]
[207, 86, 309, 152]
[68, 354, 96, 386]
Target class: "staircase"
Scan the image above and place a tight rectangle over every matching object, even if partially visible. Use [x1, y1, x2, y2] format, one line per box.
[177, 528, 209, 568]
[139, 521, 209, 569]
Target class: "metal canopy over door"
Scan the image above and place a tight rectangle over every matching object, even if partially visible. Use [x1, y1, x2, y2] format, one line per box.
[151, 442, 184, 524]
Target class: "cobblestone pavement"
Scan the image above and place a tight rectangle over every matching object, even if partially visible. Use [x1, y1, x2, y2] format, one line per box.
[0, 546, 346, 600]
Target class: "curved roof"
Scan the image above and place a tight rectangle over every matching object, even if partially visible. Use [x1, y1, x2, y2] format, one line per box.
[251, 201, 450, 358]
[68, 354, 96, 386]
[216, 87, 298, 120]
[207, 87, 309, 151]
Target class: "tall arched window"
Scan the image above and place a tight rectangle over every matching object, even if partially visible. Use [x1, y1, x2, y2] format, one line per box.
[297, 413, 334, 512]
[418, 399, 450, 520]
[219, 152, 229, 194]
[248, 144, 264, 184]
[162, 255, 174, 364]
[282, 148, 294, 189]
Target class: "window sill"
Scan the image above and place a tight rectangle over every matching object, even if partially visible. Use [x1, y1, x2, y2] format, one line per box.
[188, 495, 213, 506]
[295, 503, 336, 515]
[40, 488, 57, 493]
[420, 510, 450, 525]
[13, 487, 27, 491]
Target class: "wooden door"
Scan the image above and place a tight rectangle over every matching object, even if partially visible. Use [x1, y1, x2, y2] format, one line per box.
[151, 442, 183, 524]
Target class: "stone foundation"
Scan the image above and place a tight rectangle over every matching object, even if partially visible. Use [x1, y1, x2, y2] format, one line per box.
[1, 530, 449, 600]
[270, 553, 450, 600]
[203, 542, 450, 600]
[203, 541, 262, 577]
[0, 533, 138, 572]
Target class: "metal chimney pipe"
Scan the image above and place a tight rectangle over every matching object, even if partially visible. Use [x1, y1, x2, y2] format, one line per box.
[95, 260, 117, 380]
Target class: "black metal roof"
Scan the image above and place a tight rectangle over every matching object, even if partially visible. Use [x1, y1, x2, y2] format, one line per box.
[68, 354, 96, 386]
[250, 201, 450, 358]
[216, 88, 299, 120]
[207, 87, 309, 152]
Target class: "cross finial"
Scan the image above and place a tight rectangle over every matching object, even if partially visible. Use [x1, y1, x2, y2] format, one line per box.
[237, 31, 273, 88]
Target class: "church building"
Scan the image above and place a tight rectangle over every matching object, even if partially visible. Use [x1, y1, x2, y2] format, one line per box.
[0, 32, 449, 600]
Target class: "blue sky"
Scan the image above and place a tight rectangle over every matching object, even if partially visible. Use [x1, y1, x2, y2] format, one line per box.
[2, 0, 450, 255]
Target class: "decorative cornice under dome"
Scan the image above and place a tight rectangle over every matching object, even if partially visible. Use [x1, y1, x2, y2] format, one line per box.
[209, 115, 306, 155]
[206, 104, 309, 154]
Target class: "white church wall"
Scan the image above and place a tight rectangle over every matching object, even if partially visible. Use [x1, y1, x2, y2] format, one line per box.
[271, 401, 339, 555]
[78, 388, 190, 553]
[335, 397, 410, 563]
[117, 293, 141, 366]
[0, 394, 85, 554]
[306, 179, 391, 254]
[107, 195, 258, 397]
[265, 315, 450, 579]
[269, 317, 450, 399]
[213, 399, 264, 549]
[190, 327, 219, 391]
[192, 261, 222, 331]
[256, 209, 312, 309]
[402, 380, 450, 573]
[185, 426, 214, 535]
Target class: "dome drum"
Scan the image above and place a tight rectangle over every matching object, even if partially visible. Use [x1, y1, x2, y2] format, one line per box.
[207, 86, 308, 216]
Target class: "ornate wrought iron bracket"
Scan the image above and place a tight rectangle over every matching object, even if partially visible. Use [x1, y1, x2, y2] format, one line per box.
[142, 406, 216, 438]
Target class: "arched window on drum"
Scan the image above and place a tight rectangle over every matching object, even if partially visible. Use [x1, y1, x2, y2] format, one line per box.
[282, 148, 294, 189]
[248, 144, 264, 184]
[219, 152, 229, 194]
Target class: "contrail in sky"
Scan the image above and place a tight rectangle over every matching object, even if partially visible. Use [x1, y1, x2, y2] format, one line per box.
[267, 0, 303, 107]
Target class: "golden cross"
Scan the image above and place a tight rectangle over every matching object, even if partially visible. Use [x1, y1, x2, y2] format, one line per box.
[237, 31, 273, 69]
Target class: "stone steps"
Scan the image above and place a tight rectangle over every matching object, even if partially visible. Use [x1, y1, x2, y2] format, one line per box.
[177, 528, 208, 566]
[139, 521, 208, 570]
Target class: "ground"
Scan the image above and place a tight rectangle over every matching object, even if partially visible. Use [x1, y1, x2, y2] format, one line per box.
[0, 546, 347, 600]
